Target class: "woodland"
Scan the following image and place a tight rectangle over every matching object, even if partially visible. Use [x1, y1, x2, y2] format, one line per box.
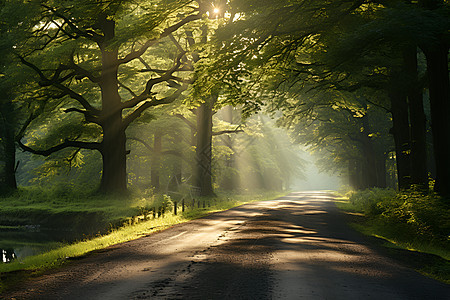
[0, 0, 449, 278]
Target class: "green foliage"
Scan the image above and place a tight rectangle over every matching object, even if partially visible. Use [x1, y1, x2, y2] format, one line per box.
[340, 187, 450, 283]
[348, 188, 450, 245]
[347, 188, 397, 216]
[153, 194, 174, 212]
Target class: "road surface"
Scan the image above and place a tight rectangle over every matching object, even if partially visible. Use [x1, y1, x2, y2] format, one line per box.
[3, 191, 450, 299]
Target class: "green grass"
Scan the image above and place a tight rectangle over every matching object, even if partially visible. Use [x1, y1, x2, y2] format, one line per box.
[335, 190, 450, 283]
[0, 189, 285, 292]
[0, 187, 154, 233]
[0, 215, 182, 273]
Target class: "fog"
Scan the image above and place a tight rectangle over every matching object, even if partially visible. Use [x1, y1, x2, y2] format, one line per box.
[291, 150, 341, 191]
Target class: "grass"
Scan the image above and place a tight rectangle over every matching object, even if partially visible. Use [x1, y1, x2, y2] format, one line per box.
[0, 186, 154, 233]
[0, 188, 285, 292]
[335, 189, 450, 283]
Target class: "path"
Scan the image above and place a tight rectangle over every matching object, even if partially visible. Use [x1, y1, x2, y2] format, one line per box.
[3, 191, 449, 299]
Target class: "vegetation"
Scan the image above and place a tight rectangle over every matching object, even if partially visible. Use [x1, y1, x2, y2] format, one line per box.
[200, 0, 449, 198]
[0, 189, 283, 292]
[0, 0, 449, 291]
[337, 188, 450, 282]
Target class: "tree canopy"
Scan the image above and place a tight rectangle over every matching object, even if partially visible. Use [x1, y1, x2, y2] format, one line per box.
[0, 0, 448, 199]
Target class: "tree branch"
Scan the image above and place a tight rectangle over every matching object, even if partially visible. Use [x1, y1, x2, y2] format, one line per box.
[41, 4, 102, 42]
[175, 114, 196, 130]
[168, 33, 188, 62]
[128, 137, 187, 160]
[18, 139, 101, 156]
[63, 108, 100, 124]
[118, 81, 138, 98]
[16, 54, 101, 117]
[66, 54, 101, 83]
[128, 137, 154, 152]
[121, 51, 187, 110]
[212, 129, 244, 136]
[123, 82, 190, 128]
[118, 12, 202, 65]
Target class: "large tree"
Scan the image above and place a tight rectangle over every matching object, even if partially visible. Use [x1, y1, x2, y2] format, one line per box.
[16, 0, 208, 193]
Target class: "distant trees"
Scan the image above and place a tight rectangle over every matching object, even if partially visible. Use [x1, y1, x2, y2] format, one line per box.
[206, 0, 449, 197]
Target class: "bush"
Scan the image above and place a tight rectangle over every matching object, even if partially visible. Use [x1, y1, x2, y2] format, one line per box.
[348, 188, 450, 245]
[347, 188, 397, 216]
[153, 194, 173, 213]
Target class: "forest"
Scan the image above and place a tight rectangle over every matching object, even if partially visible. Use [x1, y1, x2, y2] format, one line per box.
[0, 0, 449, 289]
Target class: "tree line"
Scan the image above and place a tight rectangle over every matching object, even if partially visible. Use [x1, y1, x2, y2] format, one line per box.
[0, 0, 302, 197]
[0, 0, 449, 199]
[200, 0, 449, 198]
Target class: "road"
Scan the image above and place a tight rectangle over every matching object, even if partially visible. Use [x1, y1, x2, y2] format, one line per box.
[4, 191, 450, 299]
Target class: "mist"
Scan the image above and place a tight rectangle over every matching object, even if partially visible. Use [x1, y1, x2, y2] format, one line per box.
[290, 149, 341, 191]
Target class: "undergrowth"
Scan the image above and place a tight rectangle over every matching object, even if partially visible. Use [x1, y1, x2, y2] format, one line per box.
[336, 187, 450, 283]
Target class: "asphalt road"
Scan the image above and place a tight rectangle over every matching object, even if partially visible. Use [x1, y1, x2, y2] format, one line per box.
[4, 191, 450, 299]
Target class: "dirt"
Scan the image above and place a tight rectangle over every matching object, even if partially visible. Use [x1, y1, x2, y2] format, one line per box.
[2, 191, 449, 299]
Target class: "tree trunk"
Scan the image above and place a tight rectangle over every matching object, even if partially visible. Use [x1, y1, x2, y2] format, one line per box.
[99, 112, 127, 194]
[168, 130, 183, 192]
[404, 46, 428, 189]
[362, 146, 378, 188]
[422, 44, 450, 197]
[360, 115, 386, 189]
[389, 89, 412, 190]
[195, 95, 216, 196]
[220, 106, 238, 190]
[360, 158, 372, 190]
[375, 152, 387, 188]
[98, 18, 127, 194]
[348, 160, 359, 190]
[0, 101, 17, 193]
[151, 131, 162, 191]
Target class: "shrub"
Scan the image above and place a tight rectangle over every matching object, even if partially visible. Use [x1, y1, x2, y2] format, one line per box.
[382, 190, 450, 242]
[347, 188, 397, 216]
[153, 194, 173, 213]
[348, 188, 450, 245]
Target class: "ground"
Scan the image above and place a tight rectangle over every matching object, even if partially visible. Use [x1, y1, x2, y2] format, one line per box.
[3, 191, 449, 299]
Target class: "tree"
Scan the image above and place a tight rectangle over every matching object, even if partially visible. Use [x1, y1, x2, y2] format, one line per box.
[418, 0, 450, 196]
[0, 0, 42, 194]
[16, 1, 206, 194]
[205, 0, 448, 196]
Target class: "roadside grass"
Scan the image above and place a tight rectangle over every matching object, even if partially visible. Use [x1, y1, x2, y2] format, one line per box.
[0, 186, 156, 233]
[0, 189, 284, 292]
[335, 188, 450, 283]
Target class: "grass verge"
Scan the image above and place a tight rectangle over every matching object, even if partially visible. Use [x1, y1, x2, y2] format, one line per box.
[335, 189, 450, 284]
[0, 190, 285, 292]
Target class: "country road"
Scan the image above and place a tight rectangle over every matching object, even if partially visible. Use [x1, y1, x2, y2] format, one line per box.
[4, 191, 450, 299]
